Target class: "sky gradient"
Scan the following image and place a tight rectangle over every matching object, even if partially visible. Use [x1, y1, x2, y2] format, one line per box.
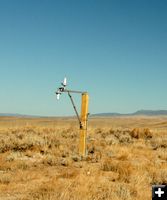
[0, 0, 167, 116]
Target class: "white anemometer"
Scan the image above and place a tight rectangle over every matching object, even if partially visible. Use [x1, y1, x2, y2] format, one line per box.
[56, 77, 67, 100]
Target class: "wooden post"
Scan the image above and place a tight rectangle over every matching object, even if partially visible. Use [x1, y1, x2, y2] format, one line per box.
[79, 93, 89, 157]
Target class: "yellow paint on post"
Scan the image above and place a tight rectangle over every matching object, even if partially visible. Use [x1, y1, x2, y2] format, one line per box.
[79, 93, 89, 157]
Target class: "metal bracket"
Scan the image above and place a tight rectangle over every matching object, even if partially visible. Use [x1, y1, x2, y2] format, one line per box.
[67, 91, 83, 128]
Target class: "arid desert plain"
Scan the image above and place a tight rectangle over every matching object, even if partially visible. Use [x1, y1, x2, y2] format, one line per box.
[0, 116, 167, 200]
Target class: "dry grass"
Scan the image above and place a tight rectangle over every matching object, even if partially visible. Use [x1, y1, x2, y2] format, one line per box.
[0, 116, 166, 200]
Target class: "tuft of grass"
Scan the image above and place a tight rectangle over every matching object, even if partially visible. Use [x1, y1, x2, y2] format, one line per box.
[0, 174, 11, 184]
[101, 159, 132, 182]
[130, 128, 152, 139]
[150, 136, 167, 150]
[151, 169, 167, 185]
[42, 154, 57, 166]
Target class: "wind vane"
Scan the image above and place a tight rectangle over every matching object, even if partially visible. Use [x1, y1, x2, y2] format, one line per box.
[55, 77, 89, 157]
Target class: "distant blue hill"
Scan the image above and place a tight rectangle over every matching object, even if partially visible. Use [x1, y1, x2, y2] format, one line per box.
[92, 110, 167, 117]
[133, 110, 167, 116]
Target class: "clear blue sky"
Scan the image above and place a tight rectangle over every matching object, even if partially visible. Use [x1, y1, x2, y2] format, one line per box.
[0, 0, 167, 116]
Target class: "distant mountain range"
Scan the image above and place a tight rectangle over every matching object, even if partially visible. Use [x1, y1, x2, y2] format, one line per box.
[0, 110, 167, 117]
[92, 110, 167, 117]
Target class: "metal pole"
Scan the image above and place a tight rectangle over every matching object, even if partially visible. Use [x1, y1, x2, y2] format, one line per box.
[67, 92, 83, 128]
[64, 89, 86, 94]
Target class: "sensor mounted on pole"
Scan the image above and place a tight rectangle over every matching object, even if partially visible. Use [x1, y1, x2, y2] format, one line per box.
[55, 77, 89, 157]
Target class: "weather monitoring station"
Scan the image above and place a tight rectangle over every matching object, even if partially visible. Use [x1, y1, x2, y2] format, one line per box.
[55, 78, 89, 157]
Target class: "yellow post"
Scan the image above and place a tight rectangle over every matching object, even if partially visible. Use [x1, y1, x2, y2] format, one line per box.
[79, 93, 89, 157]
